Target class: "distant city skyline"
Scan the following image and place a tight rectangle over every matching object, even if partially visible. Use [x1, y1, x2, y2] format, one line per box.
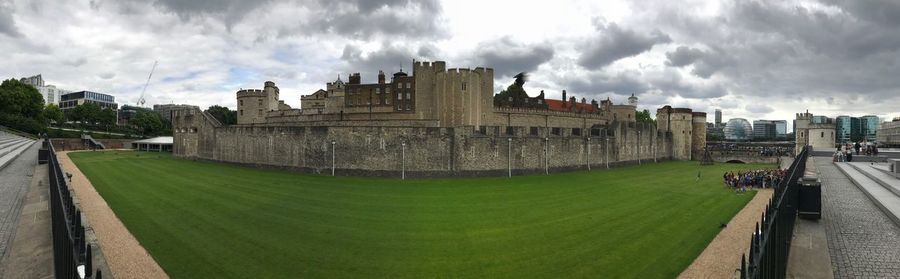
[2, 0, 899, 124]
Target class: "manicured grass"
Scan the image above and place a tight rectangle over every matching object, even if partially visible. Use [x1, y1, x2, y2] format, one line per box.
[69, 151, 768, 279]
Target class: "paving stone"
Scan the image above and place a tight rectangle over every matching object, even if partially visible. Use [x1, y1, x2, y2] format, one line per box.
[815, 157, 900, 278]
[0, 142, 38, 262]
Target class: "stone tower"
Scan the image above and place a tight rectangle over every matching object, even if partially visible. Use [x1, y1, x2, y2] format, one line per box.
[627, 93, 638, 107]
[656, 106, 695, 160]
[691, 112, 707, 160]
[236, 81, 280, 124]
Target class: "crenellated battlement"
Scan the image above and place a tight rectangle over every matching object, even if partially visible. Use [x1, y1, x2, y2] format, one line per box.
[237, 89, 266, 97]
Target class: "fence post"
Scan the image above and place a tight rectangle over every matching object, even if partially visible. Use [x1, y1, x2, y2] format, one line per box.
[605, 138, 610, 169]
[507, 138, 512, 178]
[587, 137, 591, 170]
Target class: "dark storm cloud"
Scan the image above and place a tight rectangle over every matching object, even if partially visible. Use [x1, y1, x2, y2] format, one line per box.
[471, 37, 554, 78]
[125, 0, 444, 38]
[648, 70, 727, 99]
[665, 46, 703, 67]
[746, 103, 774, 114]
[0, 0, 20, 37]
[308, 0, 444, 39]
[340, 43, 437, 82]
[566, 71, 650, 97]
[578, 22, 671, 69]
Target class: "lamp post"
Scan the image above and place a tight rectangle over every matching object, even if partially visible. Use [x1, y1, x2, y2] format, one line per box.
[401, 142, 406, 180]
[587, 137, 591, 170]
[331, 140, 336, 176]
[637, 131, 642, 165]
[545, 137, 549, 175]
[507, 138, 512, 178]
[605, 137, 610, 169]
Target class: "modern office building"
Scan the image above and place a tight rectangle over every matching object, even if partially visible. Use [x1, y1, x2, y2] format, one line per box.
[835, 115, 863, 143]
[19, 74, 71, 105]
[812, 115, 829, 124]
[752, 120, 777, 140]
[860, 115, 880, 142]
[706, 122, 724, 139]
[773, 120, 787, 139]
[724, 118, 753, 141]
[59, 91, 118, 111]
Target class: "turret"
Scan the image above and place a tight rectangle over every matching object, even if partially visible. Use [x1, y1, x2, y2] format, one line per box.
[378, 70, 385, 84]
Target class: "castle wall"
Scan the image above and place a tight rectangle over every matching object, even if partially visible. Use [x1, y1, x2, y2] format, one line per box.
[173, 108, 673, 177]
[691, 113, 707, 160]
[237, 90, 267, 124]
[807, 127, 835, 151]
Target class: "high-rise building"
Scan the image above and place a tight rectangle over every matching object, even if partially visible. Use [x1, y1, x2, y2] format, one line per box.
[19, 74, 71, 105]
[753, 120, 777, 140]
[835, 115, 864, 143]
[714, 109, 722, 127]
[812, 115, 829, 124]
[860, 115, 880, 142]
[773, 120, 787, 139]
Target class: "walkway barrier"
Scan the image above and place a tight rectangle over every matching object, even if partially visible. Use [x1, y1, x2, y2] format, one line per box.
[738, 145, 810, 279]
[45, 137, 103, 279]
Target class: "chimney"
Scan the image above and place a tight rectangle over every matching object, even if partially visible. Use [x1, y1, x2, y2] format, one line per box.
[562, 90, 567, 102]
[378, 70, 385, 84]
[349, 73, 361, 85]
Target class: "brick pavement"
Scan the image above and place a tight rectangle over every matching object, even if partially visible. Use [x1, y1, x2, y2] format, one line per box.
[815, 157, 900, 278]
[0, 143, 37, 263]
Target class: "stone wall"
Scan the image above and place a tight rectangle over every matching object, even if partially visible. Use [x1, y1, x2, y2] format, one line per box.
[173, 109, 673, 177]
[51, 138, 135, 151]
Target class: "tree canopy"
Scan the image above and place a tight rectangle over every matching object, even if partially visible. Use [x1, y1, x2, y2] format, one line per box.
[206, 105, 237, 125]
[636, 109, 654, 125]
[0, 79, 44, 118]
[43, 104, 64, 124]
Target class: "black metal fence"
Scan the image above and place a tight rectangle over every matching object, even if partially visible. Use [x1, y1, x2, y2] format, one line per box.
[739, 145, 810, 278]
[45, 138, 103, 279]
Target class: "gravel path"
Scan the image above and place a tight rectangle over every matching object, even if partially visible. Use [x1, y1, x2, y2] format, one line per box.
[58, 151, 169, 279]
[678, 188, 774, 279]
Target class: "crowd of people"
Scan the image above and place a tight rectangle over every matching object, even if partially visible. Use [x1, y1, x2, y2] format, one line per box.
[706, 144, 794, 157]
[723, 169, 787, 193]
[834, 142, 880, 162]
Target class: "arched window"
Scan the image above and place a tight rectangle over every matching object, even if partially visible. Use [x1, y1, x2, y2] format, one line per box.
[821, 132, 824, 138]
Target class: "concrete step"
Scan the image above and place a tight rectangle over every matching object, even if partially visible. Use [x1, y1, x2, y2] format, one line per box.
[848, 162, 900, 198]
[0, 138, 20, 147]
[0, 140, 34, 170]
[835, 163, 900, 227]
[0, 140, 27, 158]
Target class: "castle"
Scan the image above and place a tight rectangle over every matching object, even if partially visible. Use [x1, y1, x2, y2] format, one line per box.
[172, 60, 707, 177]
[794, 111, 836, 151]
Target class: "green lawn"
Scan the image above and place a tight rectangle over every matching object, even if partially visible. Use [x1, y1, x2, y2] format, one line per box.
[69, 151, 767, 279]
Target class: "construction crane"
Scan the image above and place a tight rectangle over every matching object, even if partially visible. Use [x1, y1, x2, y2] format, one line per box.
[137, 61, 157, 107]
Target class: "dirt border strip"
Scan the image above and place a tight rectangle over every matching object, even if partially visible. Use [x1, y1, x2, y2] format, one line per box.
[57, 151, 168, 279]
[677, 189, 774, 279]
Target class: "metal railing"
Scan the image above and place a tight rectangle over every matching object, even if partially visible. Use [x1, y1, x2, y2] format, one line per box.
[739, 145, 810, 278]
[46, 138, 103, 279]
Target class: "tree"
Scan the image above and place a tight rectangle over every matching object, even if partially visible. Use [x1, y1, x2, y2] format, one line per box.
[0, 79, 45, 118]
[43, 104, 64, 125]
[0, 79, 46, 134]
[68, 103, 102, 127]
[636, 109, 654, 125]
[100, 108, 117, 128]
[205, 105, 237, 125]
[131, 110, 164, 136]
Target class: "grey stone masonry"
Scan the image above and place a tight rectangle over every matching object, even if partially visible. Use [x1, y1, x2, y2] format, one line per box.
[815, 157, 900, 278]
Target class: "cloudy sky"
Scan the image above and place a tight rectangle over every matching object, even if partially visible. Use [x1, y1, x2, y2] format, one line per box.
[3, 0, 899, 128]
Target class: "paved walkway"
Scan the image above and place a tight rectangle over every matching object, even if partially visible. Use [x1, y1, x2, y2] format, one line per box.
[0, 163, 53, 278]
[58, 151, 169, 279]
[815, 157, 900, 278]
[0, 142, 37, 266]
[678, 188, 774, 279]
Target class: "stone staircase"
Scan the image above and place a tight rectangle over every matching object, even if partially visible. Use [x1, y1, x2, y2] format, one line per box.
[835, 162, 900, 227]
[0, 131, 35, 170]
